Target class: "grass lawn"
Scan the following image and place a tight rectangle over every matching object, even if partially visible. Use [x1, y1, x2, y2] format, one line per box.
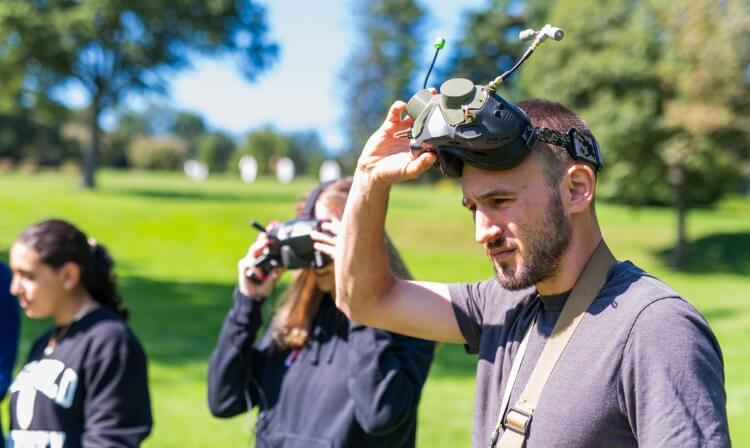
[1, 170, 748, 446]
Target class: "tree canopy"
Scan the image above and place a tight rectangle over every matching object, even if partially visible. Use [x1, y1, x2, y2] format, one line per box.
[0, 0, 278, 187]
[340, 0, 429, 152]
[443, 0, 554, 98]
[520, 0, 750, 266]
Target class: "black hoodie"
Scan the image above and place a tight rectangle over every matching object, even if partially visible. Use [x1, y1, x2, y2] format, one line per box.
[7, 307, 152, 448]
[208, 289, 435, 448]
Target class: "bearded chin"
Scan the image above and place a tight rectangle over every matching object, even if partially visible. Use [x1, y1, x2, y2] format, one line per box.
[492, 261, 537, 290]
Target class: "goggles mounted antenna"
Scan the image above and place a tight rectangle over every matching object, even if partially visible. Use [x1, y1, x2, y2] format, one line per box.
[486, 24, 565, 91]
[422, 37, 446, 89]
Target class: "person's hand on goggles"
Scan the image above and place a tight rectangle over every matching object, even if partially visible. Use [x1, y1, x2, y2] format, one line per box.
[356, 101, 437, 186]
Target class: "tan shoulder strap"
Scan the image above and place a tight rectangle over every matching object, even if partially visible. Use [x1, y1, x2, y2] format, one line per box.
[497, 240, 617, 448]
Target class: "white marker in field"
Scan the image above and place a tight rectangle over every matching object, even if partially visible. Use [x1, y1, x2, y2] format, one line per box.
[239, 155, 258, 184]
[184, 160, 208, 181]
[276, 157, 295, 184]
[319, 160, 341, 183]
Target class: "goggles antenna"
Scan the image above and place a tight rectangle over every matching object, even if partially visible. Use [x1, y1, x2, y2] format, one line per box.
[422, 37, 446, 89]
[486, 24, 564, 91]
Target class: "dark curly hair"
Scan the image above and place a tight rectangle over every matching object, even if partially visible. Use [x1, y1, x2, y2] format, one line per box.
[17, 219, 129, 320]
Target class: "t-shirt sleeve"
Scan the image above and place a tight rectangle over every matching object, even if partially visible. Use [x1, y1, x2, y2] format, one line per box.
[448, 280, 493, 354]
[619, 297, 730, 447]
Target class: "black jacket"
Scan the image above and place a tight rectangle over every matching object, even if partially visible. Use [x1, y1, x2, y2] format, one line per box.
[1, 262, 20, 448]
[7, 307, 152, 448]
[208, 289, 435, 448]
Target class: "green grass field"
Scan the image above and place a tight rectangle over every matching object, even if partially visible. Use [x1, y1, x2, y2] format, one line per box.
[1, 170, 748, 446]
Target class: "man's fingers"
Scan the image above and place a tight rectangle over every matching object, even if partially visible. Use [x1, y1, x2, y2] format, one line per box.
[386, 101, 407, 123]
[380, 101, 414, 134]
[403, 151, 437, 179]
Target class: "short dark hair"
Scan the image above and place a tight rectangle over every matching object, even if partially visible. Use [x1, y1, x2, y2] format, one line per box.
[517, 99, 596, 186]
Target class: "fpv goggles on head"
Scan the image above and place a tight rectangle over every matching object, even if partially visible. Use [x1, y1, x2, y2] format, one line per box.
[402, 25, 603, 178]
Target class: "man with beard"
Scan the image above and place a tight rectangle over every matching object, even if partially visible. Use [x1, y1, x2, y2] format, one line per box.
[330, 99, 730, 447]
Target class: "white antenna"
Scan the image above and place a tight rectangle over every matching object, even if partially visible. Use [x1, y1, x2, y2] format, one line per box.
[519, 24, 564, 43]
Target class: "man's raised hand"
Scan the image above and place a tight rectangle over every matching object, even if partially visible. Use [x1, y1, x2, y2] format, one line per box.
[357, 101, 437, 186]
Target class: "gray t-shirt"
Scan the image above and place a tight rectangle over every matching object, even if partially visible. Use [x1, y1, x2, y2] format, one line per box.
[449, 260, 729, 448]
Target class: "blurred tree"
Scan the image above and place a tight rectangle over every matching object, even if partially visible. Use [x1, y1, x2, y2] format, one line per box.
[522, 0, 749, 268]
[232, 128, 328, 177]
[650, 0, 750, 267]
[106, 104, 175, 168]
[0, 0, 278, 188]
[172, 112, 207, 145]
[196, 132, 236, 173]
[106, 109, 153, 167]
[127, 136, 188, 171]
[113, 110, 153, 138]
[446, 0, 549, 97]
[0, 68, 74, 165]
[233, 127, 291, 176]
[171, 110, 208, 160]
[0, 110, 76, 165]
[340, 0, 428, 153]
[288, 130, 328, 177]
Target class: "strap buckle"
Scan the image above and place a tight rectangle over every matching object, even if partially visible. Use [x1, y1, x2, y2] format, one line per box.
[503, 405, 533, 436]
[567, 128, 603, 169]
[522, 126, 539, 149]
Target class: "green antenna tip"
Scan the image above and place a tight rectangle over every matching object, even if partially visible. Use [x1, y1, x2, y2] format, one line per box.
[433, 37, 446, 49]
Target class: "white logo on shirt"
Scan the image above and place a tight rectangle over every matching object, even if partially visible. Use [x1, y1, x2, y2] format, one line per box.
[7, 429, 66, 448]
[9, 359, 79, 430]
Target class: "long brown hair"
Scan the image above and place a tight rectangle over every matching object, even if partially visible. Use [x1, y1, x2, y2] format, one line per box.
[270, 177, 411, 349]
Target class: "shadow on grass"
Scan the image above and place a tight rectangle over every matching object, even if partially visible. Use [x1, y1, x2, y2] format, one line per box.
[654, 232, 750, 275]
[120, 275, 480, 381]
[120, 276, 241, 366]
[701, 308, 737, 322]
[4, 255, 478, 381]
[430, 343, 476, 378]
[104, 187, 301, 204]
[1, 262, 239, 370]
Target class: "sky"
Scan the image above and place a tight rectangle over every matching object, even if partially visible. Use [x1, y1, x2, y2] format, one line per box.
[58, 1, 489, 152]
[167, 0, 488, 152]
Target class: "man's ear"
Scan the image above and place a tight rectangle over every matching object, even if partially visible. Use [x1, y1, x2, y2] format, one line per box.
[564, 164, 596, 214]
[59, 262, 82, 291]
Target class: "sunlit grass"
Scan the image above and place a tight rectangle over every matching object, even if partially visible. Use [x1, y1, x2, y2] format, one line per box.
[1, 170, 747, 446]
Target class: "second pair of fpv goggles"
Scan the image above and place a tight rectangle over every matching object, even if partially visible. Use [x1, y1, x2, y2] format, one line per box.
[247, 181, 334, 284]
[403, 25, 603, 177]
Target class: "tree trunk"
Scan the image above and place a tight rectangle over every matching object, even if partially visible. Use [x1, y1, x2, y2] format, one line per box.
[673, 169, 688, 269]
[82, 89, 102, 189]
